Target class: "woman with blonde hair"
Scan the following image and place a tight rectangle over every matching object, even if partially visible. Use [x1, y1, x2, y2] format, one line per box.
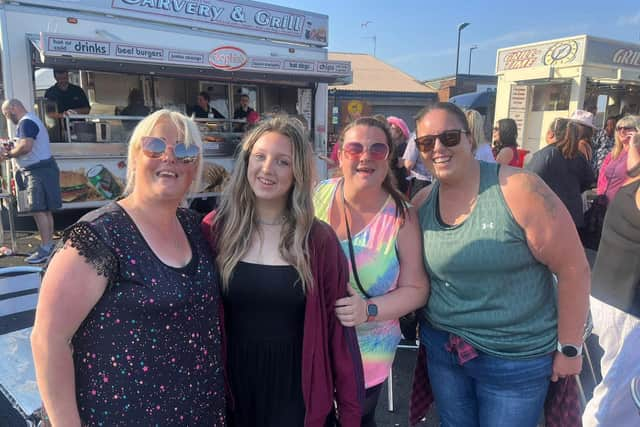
[464, 109, 495, 163]
[31, 110, 225, 426]
[597, 115, 639, 203]
[313, 116, 429, 426]
[201, 116, 364, 427]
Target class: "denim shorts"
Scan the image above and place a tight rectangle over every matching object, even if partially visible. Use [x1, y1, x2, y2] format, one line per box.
[420, 323, 552, 427]
[14, 158, 62, 213]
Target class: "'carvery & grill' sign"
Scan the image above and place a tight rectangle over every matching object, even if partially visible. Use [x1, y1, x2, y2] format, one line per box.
[16, 0, 329, 47]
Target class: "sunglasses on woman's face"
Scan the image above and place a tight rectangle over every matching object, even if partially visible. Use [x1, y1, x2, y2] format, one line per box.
[414, 129, 469, 153]
[616, 126, 637, 133]
[141, 136, 200, 164]
[341, 141, 390, 161]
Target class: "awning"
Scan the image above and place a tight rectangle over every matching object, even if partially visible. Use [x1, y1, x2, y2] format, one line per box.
[449, 91, 495, 110]
[588, 77, 640, 87]
[29, 33, 352, 85]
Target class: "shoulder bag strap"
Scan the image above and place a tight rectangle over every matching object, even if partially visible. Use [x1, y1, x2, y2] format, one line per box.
[341, 179, 371, 299]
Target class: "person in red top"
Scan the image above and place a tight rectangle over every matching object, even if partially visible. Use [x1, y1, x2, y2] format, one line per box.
[201, 116, 364, 427]
[492, 118, 520, 166]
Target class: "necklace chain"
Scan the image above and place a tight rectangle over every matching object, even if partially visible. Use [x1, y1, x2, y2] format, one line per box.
[256, 215, 286, 226]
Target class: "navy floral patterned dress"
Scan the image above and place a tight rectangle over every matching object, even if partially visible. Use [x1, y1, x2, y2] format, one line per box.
[62, 202, 225, 426]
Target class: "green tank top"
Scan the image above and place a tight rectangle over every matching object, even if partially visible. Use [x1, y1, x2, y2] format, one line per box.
[418, 161, 557, 358]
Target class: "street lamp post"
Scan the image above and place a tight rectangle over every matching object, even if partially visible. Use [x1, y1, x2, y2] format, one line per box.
[468, 45, 478, 75]
[455, 22, 470, 77]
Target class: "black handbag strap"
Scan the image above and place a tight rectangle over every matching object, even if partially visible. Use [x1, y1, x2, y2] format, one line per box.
[341, 180, 371, 299]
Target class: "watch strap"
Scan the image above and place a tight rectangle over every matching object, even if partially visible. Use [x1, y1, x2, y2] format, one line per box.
[557, 342, 583, 358]
[366, 302, 377, 322]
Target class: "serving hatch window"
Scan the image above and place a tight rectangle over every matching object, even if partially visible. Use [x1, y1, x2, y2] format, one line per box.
[531, 83, 571, 112]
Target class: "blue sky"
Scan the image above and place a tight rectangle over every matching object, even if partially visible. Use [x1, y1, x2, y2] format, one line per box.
[270, 0, 640, 81]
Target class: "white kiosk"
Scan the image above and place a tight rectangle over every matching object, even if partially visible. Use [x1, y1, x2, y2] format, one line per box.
[0, 0, 351, 209]
[494, 35, 640, 154]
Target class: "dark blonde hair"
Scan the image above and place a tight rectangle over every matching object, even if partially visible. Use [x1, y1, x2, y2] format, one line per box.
[213, 116, 315, 292]
[339, 117, 407, 221]
[465, 109, 487, 152]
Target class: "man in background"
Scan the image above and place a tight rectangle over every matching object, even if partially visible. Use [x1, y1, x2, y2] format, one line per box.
[233, 94, 255, 120]
[190, 91, 224, 119]
[44, 69, 90, 119]
[1, 99, 61, 263]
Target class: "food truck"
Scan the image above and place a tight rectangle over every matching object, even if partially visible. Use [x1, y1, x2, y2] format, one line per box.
[0, 0, 351, 210]
[494, 35, 640, 154]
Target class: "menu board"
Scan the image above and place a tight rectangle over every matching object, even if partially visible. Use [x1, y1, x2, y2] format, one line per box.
[509, 85, 529, 145]
[37, 33, 351, 79]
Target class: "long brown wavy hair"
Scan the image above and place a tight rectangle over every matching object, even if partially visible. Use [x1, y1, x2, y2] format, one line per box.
[338, 117, 407, 221]
[554, 119, 582, 159]
[212, 116, 315, 293]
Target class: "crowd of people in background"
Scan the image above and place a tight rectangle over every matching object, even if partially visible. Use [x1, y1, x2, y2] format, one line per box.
[17, 96, 639, 426]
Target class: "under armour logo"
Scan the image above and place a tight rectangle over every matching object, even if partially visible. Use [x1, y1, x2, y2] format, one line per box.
[481, 222, 495, 230]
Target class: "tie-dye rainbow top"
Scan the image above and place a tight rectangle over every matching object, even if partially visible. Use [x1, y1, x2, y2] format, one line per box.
[313, 178, 402, 388]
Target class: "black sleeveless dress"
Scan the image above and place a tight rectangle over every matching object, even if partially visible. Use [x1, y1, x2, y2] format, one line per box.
[224, 261, 306, 427]
[64, 202, 225, 426]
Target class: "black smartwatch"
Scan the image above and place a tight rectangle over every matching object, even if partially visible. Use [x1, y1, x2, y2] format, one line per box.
[366, 302, 378, 322]
[557, 342, 582, 358]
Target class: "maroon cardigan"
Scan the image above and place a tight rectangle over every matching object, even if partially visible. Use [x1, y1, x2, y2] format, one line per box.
[201, 213, 365, 426]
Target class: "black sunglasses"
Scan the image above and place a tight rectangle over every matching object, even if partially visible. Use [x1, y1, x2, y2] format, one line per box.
[616, 126, 637, 132]
[141, 137, 200, 164]
[414, 129, 469, 153]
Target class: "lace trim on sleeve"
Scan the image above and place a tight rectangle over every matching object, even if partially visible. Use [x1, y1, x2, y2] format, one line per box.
[62, 221, 118, 281]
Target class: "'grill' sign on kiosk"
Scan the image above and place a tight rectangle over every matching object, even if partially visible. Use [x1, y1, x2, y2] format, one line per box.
[494, 35, 640, 155]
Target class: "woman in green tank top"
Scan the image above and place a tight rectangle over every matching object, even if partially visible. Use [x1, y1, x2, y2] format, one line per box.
[410, 102, 591, 427]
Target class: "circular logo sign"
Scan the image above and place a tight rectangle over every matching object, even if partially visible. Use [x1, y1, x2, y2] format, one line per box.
[209, 46, 248, 71]
[347, 100, 363, 115]
[544, 40, 578, 66]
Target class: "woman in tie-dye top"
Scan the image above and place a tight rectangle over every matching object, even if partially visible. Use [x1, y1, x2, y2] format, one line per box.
[314, 117, 429, 426]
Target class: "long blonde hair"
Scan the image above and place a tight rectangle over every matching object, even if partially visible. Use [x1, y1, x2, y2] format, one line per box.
[123, 109, 203, 196]
[213, 116, 315, 292]
[464, 109, 487, 153]
[612, 115, 640, 160]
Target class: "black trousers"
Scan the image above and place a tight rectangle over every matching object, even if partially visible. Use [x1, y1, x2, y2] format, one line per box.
[324, 382, 384, 427]
[361, 383, 384, 427]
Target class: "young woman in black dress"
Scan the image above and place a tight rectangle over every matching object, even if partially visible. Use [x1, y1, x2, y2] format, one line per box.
[202, 116, 364, 427]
